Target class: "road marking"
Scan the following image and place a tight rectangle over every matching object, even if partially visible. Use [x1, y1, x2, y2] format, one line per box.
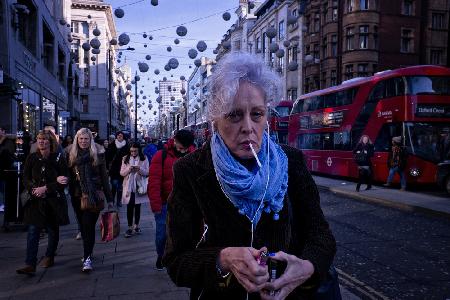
[336, 267, 390, 300]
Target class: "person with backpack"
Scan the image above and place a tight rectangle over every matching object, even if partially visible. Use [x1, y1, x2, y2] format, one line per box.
[384, 136, 408, 191]
[148, 130, 195, 270]
[353, 135, 374, 192]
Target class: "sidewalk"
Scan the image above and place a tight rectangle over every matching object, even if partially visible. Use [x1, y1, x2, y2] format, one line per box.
[313, 175, 450, 219]
[0, 201, 361, 300]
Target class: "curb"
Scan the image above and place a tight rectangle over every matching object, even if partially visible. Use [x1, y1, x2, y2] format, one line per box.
[317, 185, 450, 220]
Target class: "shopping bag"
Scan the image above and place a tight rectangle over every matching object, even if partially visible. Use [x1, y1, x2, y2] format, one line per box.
[100, 211, 120, 242]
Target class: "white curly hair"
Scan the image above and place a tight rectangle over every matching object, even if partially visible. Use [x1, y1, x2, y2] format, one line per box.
[207, 51, 283, 122]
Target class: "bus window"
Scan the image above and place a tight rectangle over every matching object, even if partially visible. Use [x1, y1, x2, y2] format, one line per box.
[276, 106, 291, 117]
[369, 81, 385, 102]
[334, 131, 351, 150]
[374, 123, 402, 152]
[292, 100, 303, 114]
[385, 78, 405, 98]
[407, 76, 450, 95]
[324, 93, 337, 108]
[405, 122, 450, 163]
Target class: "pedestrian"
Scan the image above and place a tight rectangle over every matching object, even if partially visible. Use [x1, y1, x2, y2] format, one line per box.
[16, 130, 69, 275]
[67, 128, 114, 272]
[120, 143, 149, 238]
[0, 126, 15, 214]
[108, 131, 129, 207]
[62, 135, 73, 149]
[148, 129, 195, 271]
[353, 135, 374, 192]
[384, 136, 408, 191]
[143, 139, 158, 163]
[102, 139, 113, 168]
[163, 52, 336, 299]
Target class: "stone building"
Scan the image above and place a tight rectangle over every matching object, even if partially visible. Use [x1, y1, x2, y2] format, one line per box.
[0, 0, 79, 137]
[303, 0, 450, 93]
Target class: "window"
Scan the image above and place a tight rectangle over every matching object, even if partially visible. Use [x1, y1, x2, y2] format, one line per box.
[313, 44, 319, 59]
[357, 64, 369, 77]
[346, 27, 354, 50]
[360, 0, 369, 10]
[323, 2, 328, 19]
[401, 28, 414, 53]
[42, 21, 54, 73]
[347, 0, 355, 12]
[57, 46, 66, 83]
[287, 89, 298, 101]
[331, 70, 337, 86]
[234, 40, 241, 50]
[288, 46, 298, 63]
[83, 68, 89, 87]
[314, 13, 320, 32]
[332, 8, 338, 21]
[81, 95, 89, 113]
[278, 56, 284, 72]
[278, 20, 285, 39]
[82, 22, 89, 37]
[331, 35, 337, 56]
[256, 36, 261, 52]
[373, 26, 379, 49]
[262, 32, 266, 55]
[402, 0, 414, 16]
[431, 13, 445, 29]
[71, 21, 79, 33]
[70, 40, 80, 64]
[359, 26, 369, 49]
[430, 49, 442, 65]
[298, 132, 351, 150]
[345, 64, 354, 80]
[321, 72, 327, 88]
[17, 0, 37, 55]
[322, 37, 327, 58]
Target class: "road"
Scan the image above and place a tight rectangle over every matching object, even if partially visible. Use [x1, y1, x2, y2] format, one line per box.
[320, 188, 450, 300]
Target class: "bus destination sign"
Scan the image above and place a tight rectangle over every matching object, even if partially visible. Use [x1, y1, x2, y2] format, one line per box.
[415, 104, 450, 118]
[300, 110, 345, 129]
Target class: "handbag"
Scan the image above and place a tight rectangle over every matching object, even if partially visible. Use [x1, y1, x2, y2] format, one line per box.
[80, 190, 105, 212]
[100, 210, 120, 242]
[314, 266, 342, 300]
[136, 175, 148, 196]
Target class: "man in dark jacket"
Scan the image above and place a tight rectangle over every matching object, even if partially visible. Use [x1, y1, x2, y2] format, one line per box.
[148, 130, 195, 270]
[384, 136, 408, 190]
[0, 127, 15, 217]
[108, 131, 129, 207]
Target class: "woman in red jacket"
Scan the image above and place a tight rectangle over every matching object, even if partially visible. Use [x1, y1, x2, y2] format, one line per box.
[148, 130, 195, 270]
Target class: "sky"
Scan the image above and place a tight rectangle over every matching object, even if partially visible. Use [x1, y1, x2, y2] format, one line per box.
[107, 0, 238, 125]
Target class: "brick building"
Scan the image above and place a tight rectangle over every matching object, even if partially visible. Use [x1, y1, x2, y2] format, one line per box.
[303, 0, 450, 93]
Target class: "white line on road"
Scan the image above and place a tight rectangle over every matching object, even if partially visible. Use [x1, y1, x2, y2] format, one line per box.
[336, 267, 390, 300]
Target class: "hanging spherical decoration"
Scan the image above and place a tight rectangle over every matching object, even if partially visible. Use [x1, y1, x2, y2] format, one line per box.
[113, 82, 117, 87]
[144, 44, 148, 48]
[115, 69, 120, 74]
[87, 15, 92, 19]
[213, 49, 218, 54]
[269, 42, 279, 53]
[180, 75, 185, 81]
[171, 96, 175, 101]
[117, 59, 121, 63]
[93, 28, 101, 36]
[156, 97, 162, 103]
[283, 40, 291, 48]
[223, 40, 231, 50]
[222, 12, 231, 21]
[153, 80, 156, 83]
[168, 85, 172, 91]
[59, 19, 67, 26]
[180, 88, 186, 95]
[195, 83, 201, 87]
[249, 1, 255, 9]
[110, 38, 118, 45]
[135, 75, 140, 81]
[143, 33, 148, 38]
[164, 64, 171, 71]
[163, 77, 167, 81]
[288, 61, 298, 71]
[168, 58, 179, 69]
[194, 59, 201, 67]
[167, 46, 172, 52]
[176, 26, 187, 37]
[151, 0, 158, 6]
[153, 111, 157, 115]
[145, 55, 151, 60]
[90, 38, 101, 49]
[154, 69, 160, 75]
[91, 56, 96, 62]
[68, 36, 73, 42]
[131, 80, 135, 84]
[138, 62, 149, 73]
[266, 26, 277, 39]
[92, 48, 100, 55]
[189, 65, 192, 68]
[287, 14, 298, 25]
[119, 51, 123, 55]
[114, 8, 124, 18]
[140, 90, 144, 94]
[275, 49, 285, 58]
[118, 33, 130, 45]
[171, 74, 174, 77]
[174, 38, 180, 45]
[149, 35, 153, 40]
[143, 96, 147, 99]
[196, 41, 207, 52]
[188, 48, 198, 59]
[82, 42, 91, 51]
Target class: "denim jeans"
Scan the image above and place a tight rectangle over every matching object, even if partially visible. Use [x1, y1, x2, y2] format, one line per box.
[26, 224, 59, 267]
[387, 166, 406, 188]
[154, 204, 167, 258]
[111, 178, 123, 205]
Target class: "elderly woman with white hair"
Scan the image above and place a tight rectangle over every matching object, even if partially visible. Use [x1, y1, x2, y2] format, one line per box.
[163, 52, 336, 299]
[67, 128, 113, 273]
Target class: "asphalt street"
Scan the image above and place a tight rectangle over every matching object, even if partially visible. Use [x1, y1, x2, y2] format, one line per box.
[320, 188, 450, 300]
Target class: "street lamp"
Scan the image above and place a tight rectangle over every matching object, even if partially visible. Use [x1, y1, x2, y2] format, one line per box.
[134, 71, 139, 141]
[107, 46, 134, 137]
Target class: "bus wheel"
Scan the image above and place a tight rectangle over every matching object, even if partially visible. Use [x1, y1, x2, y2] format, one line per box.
[446, 176, 450, 194]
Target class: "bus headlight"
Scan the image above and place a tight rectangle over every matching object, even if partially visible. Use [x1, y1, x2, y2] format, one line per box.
[409, 168, 420, 177]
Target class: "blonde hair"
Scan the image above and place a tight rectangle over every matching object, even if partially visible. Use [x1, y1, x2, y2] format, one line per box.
[68, 128, 99, 167]
[36, 130, 58, 153]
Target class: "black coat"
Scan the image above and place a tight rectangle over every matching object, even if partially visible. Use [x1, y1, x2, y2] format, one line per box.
[108, 141, 129, 179]
[353, 143, 374, 166]
[387, 145, 408, 170]
[163, 143, 336, 300]
[22, 152, 69, 227]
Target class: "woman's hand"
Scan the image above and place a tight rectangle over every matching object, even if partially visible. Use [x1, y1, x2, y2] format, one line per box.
[219, 247, 269, 293]
[57, 176, 68, 185]
[260, 252, 315, 300]
[32, 186, 47, 198]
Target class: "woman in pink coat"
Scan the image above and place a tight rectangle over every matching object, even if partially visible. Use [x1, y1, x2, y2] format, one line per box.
[120, 143, 149, 238]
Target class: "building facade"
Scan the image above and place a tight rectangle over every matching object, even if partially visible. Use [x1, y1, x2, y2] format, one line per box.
[303, 0, 450, 93]
[0, 0, 78, 138]
[158, 79, 184, 137]
[70, 0, 121, 139]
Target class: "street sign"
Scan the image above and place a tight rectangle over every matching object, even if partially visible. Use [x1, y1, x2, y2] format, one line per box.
[0, 70, 3, 84]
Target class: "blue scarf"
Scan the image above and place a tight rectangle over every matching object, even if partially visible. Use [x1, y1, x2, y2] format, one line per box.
[211, 131, 288, 227]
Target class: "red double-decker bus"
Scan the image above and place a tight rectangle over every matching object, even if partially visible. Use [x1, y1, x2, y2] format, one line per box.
[269, 101, 293, 144]
[288, 65, 450, 191]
